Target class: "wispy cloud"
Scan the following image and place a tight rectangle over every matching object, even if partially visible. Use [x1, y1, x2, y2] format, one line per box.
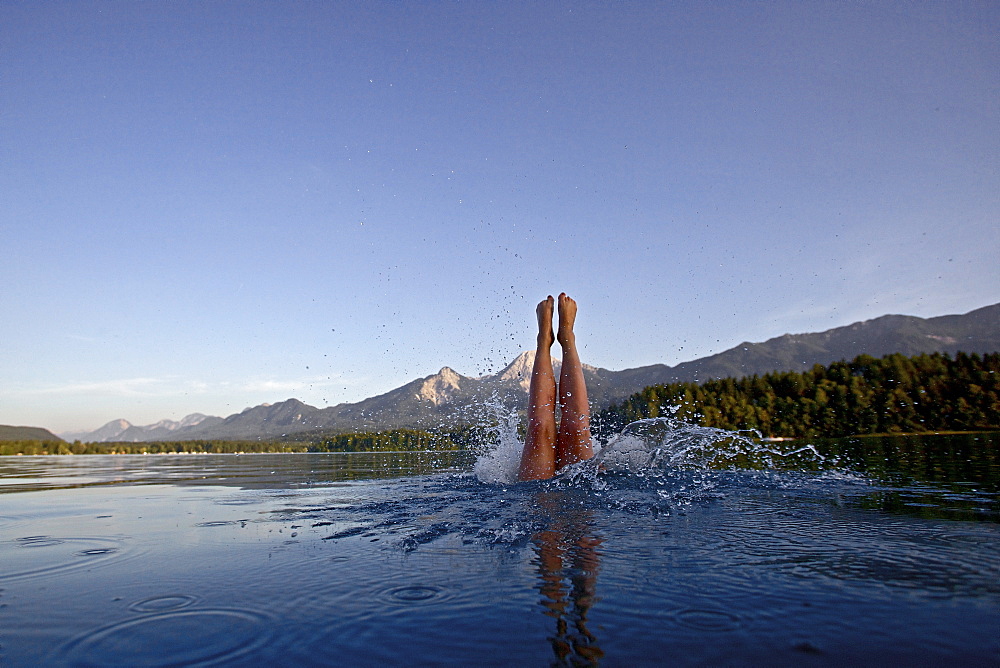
[6, 374, 359, 399]
[15, 377, 174, 397]
[236, 379, 316, 394]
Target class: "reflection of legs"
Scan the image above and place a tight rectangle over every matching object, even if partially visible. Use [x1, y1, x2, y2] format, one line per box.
[555, 293, 594, 470]
[519, 296, 557, 481]
[532, 492, 604, 665]
[568, 534, 603, 661]
[534, 528, 573, 663]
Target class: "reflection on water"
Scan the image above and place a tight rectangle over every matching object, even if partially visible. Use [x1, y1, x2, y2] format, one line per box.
[818, 431, 1000, 487]
[817, 432, 1000, 522]
[0, 450, 476, 493]
[532, 491, 604, 666]
[0, 429, 998, 665]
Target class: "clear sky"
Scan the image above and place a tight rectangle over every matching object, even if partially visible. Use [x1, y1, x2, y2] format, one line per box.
[2, 1, 998, 434]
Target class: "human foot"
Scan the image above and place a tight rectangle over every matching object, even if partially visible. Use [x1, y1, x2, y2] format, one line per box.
[556, 293, 577, 347]
[536, 295, 555, 348]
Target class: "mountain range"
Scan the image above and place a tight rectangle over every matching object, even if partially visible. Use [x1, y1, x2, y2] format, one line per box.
[62, 414, 223, 443]
[61, 302, 1000, 443]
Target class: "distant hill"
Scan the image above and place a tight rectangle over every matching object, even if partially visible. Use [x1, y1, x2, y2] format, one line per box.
[610, 302, 1000, 387]
[0, 425, 64, 442]
[67, 302, 1000, 442]
[61, 414, 223, 443]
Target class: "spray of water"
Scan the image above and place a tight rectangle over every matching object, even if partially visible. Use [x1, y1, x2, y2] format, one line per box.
[593, 416, 821, 472]
[472, 404, 824, 486]
[471, 397, 524, 484]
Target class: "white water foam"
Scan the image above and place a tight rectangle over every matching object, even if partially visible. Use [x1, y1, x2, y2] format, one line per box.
[471, 399, 523, 484]
[473, 406, 824, 486]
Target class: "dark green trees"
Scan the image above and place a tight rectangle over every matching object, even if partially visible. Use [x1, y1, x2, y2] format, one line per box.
[594, 352, 1000, 440]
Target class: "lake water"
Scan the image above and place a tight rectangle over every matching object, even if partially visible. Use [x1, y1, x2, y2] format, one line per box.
[1, 426, 998, 666]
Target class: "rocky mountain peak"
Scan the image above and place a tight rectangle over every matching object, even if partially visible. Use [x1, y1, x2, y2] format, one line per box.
[90, 419, 132, 440]
[491, 351, 562, 390]
[179, 413, 211, 428]
[416, 367, 465, 406]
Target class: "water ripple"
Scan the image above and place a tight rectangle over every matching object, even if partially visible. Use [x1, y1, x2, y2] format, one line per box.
[673, 608, 744, 632]
[0, 535, 129, 581]
[128, 594, 201, 613]
[382, 584, 451, 604]
[57, 608, 272, 667]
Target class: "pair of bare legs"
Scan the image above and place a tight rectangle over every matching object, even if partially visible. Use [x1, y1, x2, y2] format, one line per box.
[518, 294, 594, 481]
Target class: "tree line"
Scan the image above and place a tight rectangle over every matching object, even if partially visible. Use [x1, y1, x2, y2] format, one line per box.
[593, 351, 1000, 440]
[300, 428, 463, 452]
[0, 428, 465, 456]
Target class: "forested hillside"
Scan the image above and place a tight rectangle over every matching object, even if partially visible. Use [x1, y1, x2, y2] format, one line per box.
[0, 425, 63, 442]
[593, 352, 1000, 440]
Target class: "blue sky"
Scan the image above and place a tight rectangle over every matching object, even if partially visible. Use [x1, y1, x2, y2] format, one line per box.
[2, 1, 997, 433]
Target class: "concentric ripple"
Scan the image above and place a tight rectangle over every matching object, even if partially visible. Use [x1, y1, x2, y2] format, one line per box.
[0, 535, 126, 581]
[128, 594, 201, 613]
[384, 584, 450, 603]
[58, 609, 272, 667]
[673, 608, 743, 631]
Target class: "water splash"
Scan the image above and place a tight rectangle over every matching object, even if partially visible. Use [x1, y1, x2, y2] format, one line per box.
[590, 417, 822, 473]
[473, 409, 824, 486]
[471, 396, 524, 484]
